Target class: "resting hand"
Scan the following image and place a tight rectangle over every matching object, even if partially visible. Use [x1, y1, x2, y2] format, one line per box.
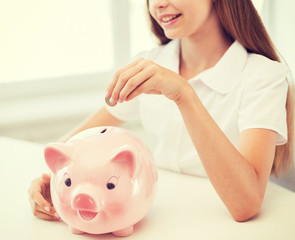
[106, 58, 188, 104]
[28, 173, 60, 221]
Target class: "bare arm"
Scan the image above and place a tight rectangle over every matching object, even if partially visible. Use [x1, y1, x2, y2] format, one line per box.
[105, 58, 277, 222]
[176, 84, 276, 222]
[60, 106, 124, 142]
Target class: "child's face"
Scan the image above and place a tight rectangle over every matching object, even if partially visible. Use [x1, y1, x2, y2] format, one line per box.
[148, 0, 216, 40]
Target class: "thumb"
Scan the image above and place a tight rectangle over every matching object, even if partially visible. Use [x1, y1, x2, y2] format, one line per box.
[42, 173, 51, 184]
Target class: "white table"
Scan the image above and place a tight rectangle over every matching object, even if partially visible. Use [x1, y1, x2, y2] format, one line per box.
[0, 137, 295, 240]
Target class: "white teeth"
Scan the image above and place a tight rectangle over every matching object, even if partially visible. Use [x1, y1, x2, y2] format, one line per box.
[162, 14, 180, 22]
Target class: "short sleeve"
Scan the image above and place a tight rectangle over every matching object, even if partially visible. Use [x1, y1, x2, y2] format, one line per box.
[238, 61, 289, 145]
[105, 98, 140, 122]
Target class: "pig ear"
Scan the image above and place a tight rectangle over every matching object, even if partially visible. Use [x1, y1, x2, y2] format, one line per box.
[44, 143, 71, 174]
[110, 146, 140, 178]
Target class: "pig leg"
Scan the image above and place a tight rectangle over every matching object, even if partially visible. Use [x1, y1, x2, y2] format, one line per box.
[69, 226, 85, 235]
[112, 226, 134, 237]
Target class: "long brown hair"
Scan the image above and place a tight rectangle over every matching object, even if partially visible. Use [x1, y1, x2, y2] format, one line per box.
[146, 0, 294, 176]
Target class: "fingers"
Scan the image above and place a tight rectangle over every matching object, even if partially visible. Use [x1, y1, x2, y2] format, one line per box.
[106, 58, 144, 101]
[28, 175, 60, 221]
[125, 78, 161, 102]
[30, 198, 59, 221]
[106, 58, 156, 105]
[33, 210, 58, 221]
[127, 87, 161, 102]
[42, 173, 51, 183]
[118, 69, 152, 102]
[29, 192, 60, 221]
[112, 65, 144, 103]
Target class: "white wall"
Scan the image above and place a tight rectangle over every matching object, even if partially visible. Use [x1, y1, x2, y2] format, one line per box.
[0, 0, 153, 144]
[263, 0, 295, 76]
[0, 0, 114, 83]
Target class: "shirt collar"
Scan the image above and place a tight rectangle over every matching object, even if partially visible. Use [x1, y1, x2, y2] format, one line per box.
[195, 40, 248, 94]
[157, 39, 248, 95]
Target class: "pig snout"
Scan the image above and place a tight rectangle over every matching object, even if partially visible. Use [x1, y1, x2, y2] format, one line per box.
[73, 194, 99, 221]
[73, 194, 97, 211]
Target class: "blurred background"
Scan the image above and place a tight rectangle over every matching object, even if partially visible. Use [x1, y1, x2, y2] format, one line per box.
[0, 0, 294, 190]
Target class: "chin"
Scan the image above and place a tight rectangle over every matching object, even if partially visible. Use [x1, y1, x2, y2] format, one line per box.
[163, 32, 180, 40]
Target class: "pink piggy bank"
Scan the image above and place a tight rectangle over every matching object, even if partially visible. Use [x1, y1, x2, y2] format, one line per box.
[44, 126, 158, 237]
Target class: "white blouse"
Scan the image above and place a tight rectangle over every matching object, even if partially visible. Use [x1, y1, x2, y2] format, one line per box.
[105, 40, 289, 177]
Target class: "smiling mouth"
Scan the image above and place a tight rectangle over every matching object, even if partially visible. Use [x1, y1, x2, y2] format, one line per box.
[78, 210, 98, 221]
[162, 14, 182, 23]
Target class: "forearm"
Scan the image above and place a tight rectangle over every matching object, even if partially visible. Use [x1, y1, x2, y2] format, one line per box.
[176, 85, 263, 221]
[59, 107, 124, 142]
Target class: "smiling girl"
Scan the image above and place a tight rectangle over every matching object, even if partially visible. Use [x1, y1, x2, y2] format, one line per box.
[29, 0, 294, 222]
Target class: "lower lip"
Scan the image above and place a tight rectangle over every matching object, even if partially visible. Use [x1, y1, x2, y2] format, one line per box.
[162, 15, 181, 27]
[79, 210, 98, 221]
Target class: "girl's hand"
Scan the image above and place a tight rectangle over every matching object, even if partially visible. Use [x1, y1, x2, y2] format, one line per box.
[28, 174, 60, 221]
[106, 58, 188, 104]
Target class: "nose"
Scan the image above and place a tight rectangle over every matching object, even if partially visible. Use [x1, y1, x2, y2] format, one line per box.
[73, 194, 97, 211]
[149, 0, 169, 9]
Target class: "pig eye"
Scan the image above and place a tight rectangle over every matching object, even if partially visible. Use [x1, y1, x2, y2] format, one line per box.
[106, 176, 118, 190]
[65, 178, 71, 187]
[100, 128, 107, 134]
[107, 183, 115, 190]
